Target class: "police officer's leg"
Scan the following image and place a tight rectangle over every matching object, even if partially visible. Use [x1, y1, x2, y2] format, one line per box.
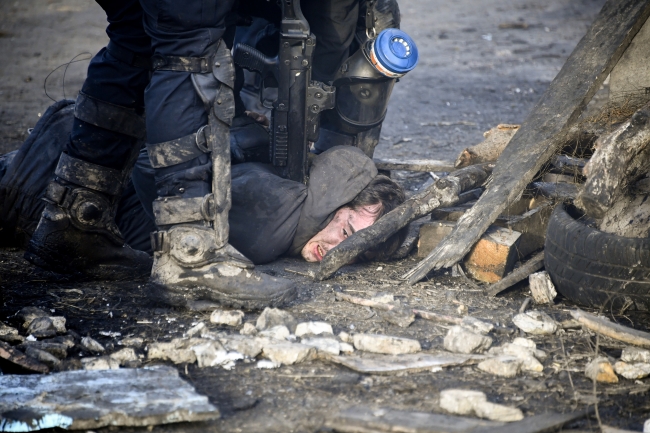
[24, 0, 152, 280]
[140, 0, 296, 310]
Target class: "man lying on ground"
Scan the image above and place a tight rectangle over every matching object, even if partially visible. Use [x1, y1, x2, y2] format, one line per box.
[0, 101, 407, 294]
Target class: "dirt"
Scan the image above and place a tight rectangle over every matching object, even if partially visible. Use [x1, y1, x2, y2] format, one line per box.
[1, 0, 650, 432]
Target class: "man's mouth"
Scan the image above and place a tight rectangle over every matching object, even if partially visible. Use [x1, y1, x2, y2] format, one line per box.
[314, 244, 324, 261]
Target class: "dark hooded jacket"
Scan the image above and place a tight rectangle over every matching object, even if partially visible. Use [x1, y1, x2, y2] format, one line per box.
[0, 100, 378, 264]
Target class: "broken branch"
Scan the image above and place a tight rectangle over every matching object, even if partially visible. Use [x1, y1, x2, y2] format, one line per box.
[373, 158, 456, 173]
[570, 309, 650, 348]
[485, 251, 545, 297]
[315, 164, 493, 280]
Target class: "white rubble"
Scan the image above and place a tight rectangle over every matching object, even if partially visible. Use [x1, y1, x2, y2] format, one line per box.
[0, 322, 23, 344]
[528, 271, 557, 304]
[256, 308, 297, 333]
[340, 342, 355, 354]
[240, 323, 258, 336]
[186, 322, 206, 336]
[26, 317, 57, 338]
[295, 321, 333, 337]
[25, 347, 60, 369]
[460, 316, 494, 335]
[119, 337, 144, 348]
[443, 326, 492, 354]
[477, 356, 522, 377]
[109, 348, 139, 365]
[338, 331, 353, 343]
[621, 346, 650, 364]
[257, 360, 281, 369]
[439, 389, 523, 422]
[353, 334, 421, 355]
[644, 418, 650, 433]
[371, 292, 394, 303]
[219, 335, 263, 358]
[512, 310, 558, 335]
[258, 325, 291, 340]
[210, 309, 244, 327]
[613, 361, 650, 380]
[81, 336, 106, 353]
[489, 338, 544, 372]
[49, 317, 67, 333]
[300, 337, 341, 356]
[82, 356, 120, 370]
[262, 341, 315, 365]
[191, 340, 243, 369]
[585, 356, 618, 383]
[147, 338, 200, 364]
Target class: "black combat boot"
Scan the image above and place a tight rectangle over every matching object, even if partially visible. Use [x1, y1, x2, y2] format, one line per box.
[24, 153, 152, 280]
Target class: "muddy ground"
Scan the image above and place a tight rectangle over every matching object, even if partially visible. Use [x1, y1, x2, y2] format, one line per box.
[1, 0, 650, 432]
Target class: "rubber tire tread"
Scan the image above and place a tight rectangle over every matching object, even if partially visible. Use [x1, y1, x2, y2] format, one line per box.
[544, 204, 650, 310]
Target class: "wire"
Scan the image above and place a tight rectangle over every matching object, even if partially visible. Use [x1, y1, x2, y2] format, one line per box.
[43, 52, 92, 102]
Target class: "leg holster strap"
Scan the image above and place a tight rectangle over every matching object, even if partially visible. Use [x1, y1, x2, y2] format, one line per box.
[152, 194, 217, 226]
[75, 91, 146, 140]
[106, 40, 151, 70]
[55, 153, 124, 196]
[152, 53, 212, 73]
[146, 125, 211, 168]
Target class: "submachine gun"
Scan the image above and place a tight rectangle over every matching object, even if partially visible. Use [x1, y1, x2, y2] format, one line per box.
[232, 0, 335, 183]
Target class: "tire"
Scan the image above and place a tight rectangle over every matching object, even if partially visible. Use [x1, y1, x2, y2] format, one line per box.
[545, 203, 650, 311]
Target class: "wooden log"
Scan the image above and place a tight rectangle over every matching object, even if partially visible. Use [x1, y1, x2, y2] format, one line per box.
[570, 309, 650, 348]
[529, 181, 579, 201]
[373, 158, 455, 173]
[550, 154, 587, 176]
[463, 226, 522, 283]
[485, 251, 545, 297]
[315, 164, 493, 280]
[578, 102, 650, 218]
[455, 124, 519, 168]
[401, 0, 650, 285]
[529, 271, 558, 304]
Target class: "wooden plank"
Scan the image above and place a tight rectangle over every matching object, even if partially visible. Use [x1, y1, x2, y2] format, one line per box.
[401, 0, 650, 284]
[571, 309, 650, 348]
[473, 409, 592, 433]
[315, 164, 492, 281]
[327, 406, 503, 433]
[373, 158, 456, 173]
[485, 251, 545, 297]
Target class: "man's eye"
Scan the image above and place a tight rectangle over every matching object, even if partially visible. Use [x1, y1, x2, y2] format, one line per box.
[343, 229, 349, 237]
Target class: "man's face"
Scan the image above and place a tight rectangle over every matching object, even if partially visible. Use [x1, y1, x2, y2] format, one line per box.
[301, 204, 382, 262]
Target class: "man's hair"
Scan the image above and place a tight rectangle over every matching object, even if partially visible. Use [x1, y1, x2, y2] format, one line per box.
[347, 174, 408, 262]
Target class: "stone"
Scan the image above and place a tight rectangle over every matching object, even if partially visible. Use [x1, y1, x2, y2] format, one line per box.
[477, 356, 522, 377]
[119, 337, 144, 348]
[327, 352, 484, 374]
[256, 308, 297, 333]
[186, 322, 206, 337]
[146, 338, 208, 364]
[644, 419, 650, 433]
[371, 292, 395, 303]
[585, 356, 619, 383]
[81, 336, 106, 353]
[439, 389, 487, 415]
[417, 221, 455, 258]
[0, 322, 23, 344]
[17, 306, 48, 328]
[49, 316, 67, 333]
[257, 360, 280, 369]
[295, 321, 333, 337]
[460, 316, 494, 335]
[26, 317, 57, 338]
[24, 347, 61, 369]
[191, 341, 242, 369]
[82, 356, 120, 370]
[301, 337, 341, 356]
[500, 343, 543, 372]
[45, 335, 76, 349]
[613, 361, 650, 379]
[210, 309, 245, 327]
[528, 271, 557, 304]
[443, 326, 492, 354]
[464, 226, 522, 283]
[340, 342, 355, 354]
[512, 310, 558, 335]
[240, 323, 258, 336]
[353, 334, 421, 355]
[219, 335, 263, 358]
[109, 348, 139, 365]
[378, 303, 415, 328]
[262, 342, 315, 365]
[0, 341, 49, 374]
[621, 346, 650, 364]
[338, 331, 353, 343]
[473, 401, 524, 422]
[18, 341, 68, 359]
[258, 325, 291, 340]
[0, 366, 219, 429]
